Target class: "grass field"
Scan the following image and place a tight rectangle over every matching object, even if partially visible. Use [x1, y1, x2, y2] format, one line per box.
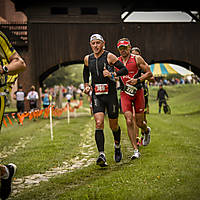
[1, 84, 200, 200]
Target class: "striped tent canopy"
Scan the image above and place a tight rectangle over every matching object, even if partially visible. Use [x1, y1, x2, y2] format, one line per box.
[150, 63, 194, 77]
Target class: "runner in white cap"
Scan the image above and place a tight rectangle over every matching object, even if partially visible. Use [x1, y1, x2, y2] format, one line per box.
[83, 33, 128, 167]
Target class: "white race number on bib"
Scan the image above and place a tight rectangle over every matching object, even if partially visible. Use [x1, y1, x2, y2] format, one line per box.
[124, 83, 137, 96]
[95, 84, 109, 95]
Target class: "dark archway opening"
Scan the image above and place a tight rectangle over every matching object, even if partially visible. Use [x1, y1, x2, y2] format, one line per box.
[39, 60, 83, 87]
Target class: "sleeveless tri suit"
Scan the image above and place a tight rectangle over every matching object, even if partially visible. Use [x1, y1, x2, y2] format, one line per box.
[88, 51, 119, 119]
[118, 54, 145, 113]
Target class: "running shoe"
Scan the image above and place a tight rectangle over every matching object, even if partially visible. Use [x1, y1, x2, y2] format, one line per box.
[96, 154, 108, 167]
[114, 146, 122, 163]
[0, 163, 17, 200]
[143, 126, 151, 146]
[131, 149, 141, 160]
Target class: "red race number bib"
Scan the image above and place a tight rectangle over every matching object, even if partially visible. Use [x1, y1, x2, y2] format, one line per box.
[95, 84, 108, 95]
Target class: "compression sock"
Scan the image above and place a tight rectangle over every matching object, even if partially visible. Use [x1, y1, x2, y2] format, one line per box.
[95, 129, 105, 152]
[112, 126, 121, 146]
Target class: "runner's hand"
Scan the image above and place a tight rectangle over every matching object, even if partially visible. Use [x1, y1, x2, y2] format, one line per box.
[103, 66, 112, 78]
[126, 78, 137, 85]
[83, 86, 90, 94]
[115, 76, 119, 81]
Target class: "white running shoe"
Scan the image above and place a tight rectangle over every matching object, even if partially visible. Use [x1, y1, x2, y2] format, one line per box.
[143, 126, 151, 146]
[96, 153, 108, 167]
[131, 149, 141, 160]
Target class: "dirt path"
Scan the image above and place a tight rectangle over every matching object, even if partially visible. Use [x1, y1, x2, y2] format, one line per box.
[0, 137, 33, 159]
[12, 120, 96, 196]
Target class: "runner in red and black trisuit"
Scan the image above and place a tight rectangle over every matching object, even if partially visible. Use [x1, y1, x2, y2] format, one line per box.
[83, 34, 128, 167]
[117, 38, 153, 160]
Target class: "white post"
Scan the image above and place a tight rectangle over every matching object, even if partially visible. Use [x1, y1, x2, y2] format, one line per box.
[67, 103, 70, 124]
[50, 105, 53, 141]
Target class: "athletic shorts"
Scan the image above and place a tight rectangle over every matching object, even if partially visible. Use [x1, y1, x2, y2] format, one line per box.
[92, 92, 119, 119]
[120, 89, 145, 113]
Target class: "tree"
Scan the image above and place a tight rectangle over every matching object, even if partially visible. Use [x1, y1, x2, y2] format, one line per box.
[43, 64, 84, 88]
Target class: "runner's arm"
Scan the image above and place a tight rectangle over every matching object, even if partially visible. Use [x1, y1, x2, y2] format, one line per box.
[0, 31, 26, 75]
[0, 52, 26, 75]
[107, 53, 128, 76]
[83, 55, 90, 94]
[135, 55, 152, 82]
[147, 76, 155, 83]
[83, 55, 89, 85]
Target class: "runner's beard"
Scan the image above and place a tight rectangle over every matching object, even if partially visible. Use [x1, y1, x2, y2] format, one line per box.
[121, 51, 130, 59]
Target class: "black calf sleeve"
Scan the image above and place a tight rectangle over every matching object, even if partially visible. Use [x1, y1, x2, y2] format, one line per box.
[95, 129, 104, 152]
[112, 126, 121, 144]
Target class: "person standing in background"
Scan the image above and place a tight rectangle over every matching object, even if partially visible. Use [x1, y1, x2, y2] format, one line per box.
[27, 85, 39, 111]
[157, 84, 169, 113]
[42, 89, 50, 109]
[13, 85, 26, 113]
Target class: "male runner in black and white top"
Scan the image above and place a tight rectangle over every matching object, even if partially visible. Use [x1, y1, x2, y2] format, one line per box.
[83, 34, 128, 167]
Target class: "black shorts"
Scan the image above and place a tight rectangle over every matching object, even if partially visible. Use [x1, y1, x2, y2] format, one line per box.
[17, 101, 24, 113]
[92, 92, 119, 119]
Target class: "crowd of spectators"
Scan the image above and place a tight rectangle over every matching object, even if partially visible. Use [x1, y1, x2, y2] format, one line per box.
[150, 75, 200, 86]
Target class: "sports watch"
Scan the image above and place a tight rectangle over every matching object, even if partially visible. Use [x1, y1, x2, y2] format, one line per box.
[137, 78, 141, 84]
[2, 66, 9, 74]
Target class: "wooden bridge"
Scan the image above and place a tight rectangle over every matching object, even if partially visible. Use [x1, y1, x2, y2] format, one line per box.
[1, 0, 199, 91]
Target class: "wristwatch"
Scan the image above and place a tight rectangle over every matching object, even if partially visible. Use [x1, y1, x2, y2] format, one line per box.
[137, 78, 141, 84]
[111, 72, 115, 79]
[2, 66, 9, 74]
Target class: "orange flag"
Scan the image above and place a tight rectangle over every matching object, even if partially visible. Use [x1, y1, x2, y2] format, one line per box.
[6, 115, 13, 126]
[38, 109, 44, 117]
[11, 113, 18, 123]
[3, 117, 7, 127]
[29, 112, 34, 121]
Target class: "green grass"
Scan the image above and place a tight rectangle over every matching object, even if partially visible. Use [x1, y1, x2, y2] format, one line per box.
[0, 116, 94, 178]
[0, 84, 200, 200]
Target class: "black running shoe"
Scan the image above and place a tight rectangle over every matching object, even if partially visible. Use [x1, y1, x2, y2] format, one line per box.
[0, 163, 17, 200]
[96, 154, 108, 167]
[114, 146, 122, 163]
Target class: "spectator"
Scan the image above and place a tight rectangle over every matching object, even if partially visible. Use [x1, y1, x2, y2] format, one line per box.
[66, 92, 72, 103]
[42, 89, 50, 109]
[157, 84, 169, 114]
[27, 85, 39, 111]
[13, 85, 26, 113]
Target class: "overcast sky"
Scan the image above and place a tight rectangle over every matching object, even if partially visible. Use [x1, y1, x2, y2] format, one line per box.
[122, 11, 194, 22]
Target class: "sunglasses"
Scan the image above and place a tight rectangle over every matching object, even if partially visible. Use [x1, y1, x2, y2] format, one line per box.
[118, 46, 129, 51]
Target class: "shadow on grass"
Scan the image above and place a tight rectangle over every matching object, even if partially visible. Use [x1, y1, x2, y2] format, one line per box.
[170, 110, 200, 116]
[148, 110, 200, 116]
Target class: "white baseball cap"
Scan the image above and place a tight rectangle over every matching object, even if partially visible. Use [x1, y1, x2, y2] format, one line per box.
[90, 34, 104, 42]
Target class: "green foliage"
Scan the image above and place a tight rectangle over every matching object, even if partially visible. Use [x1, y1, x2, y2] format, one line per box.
[43, 64, 84, 87]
